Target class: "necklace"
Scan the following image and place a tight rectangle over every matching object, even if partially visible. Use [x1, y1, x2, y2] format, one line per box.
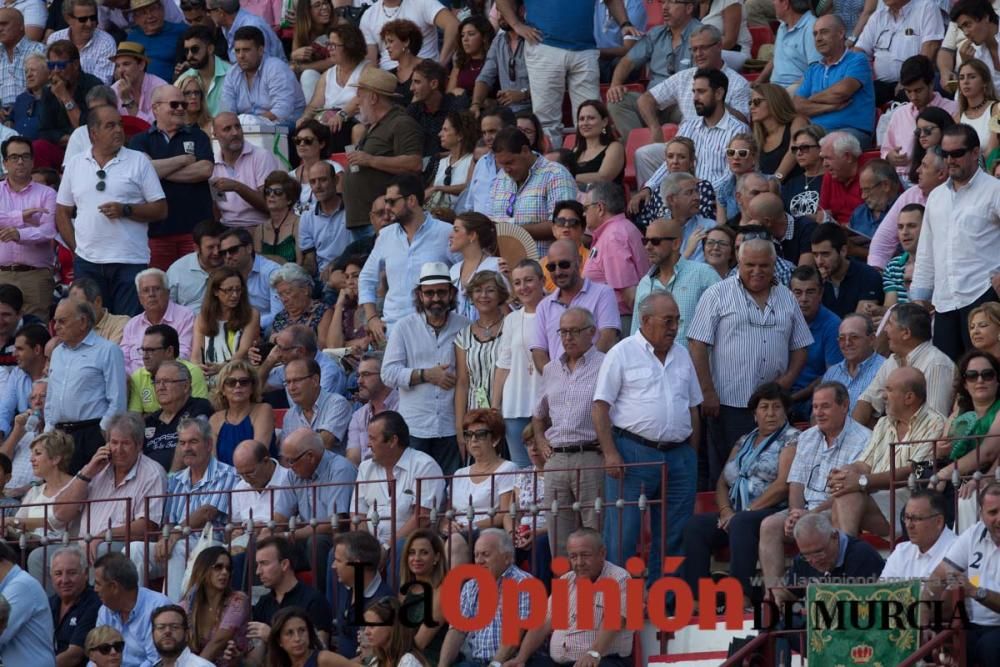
[969, 98, 989, 113]
[270, 210, 290, 241]
[381, 0, 402, 20]
[476, 315, 502, 337]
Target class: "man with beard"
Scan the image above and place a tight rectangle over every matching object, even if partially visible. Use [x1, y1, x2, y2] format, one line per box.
[210, 112, 278, 232]
[676, 68, 750, 191]
[150, 605, 212, 666]
[462, 106, 514, 215]
[810, 222, 884, 319]
[166, 220, 227, 313]
[219, 26, 304, 129]
[470, 0, 530, 116]
[345, 351, 398, 465]
[175, 24, 230, 116]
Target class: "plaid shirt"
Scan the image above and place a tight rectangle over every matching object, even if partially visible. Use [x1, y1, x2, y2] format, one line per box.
[46, 28, 116, 84]
[787, 419, 872, 509]
[534, 346, 605, 446]
[165, 457, 238, 526]
[461, 565, 535, 660]
[487, 155, 578, 257]
[550, 560, 634, 662]
[0, 37, 44, 106]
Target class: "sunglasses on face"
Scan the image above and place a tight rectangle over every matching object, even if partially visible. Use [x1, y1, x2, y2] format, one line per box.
[643, 235, 677, 246]
[223, 376, 253, 388]
[92, 641, 125, 655]
[73, 13, 98, 23]
[727, 148, 752, 158]
[220, 244, 247, 256]
[47, 60, 70, 71]
[913, 126, 938, 138]
[965, 369, 998, 382]
[162, 100, 188, 110]
[749, 98, 765, 107]
[940, 146, 971, 159]
[463, 428, 493, 441]
[264, 186, 286, 197]
[294, 136, 316, 146]
[545, 260, 573, 272]
[553, 216, 581, 227]
[791, 144, 819, 153]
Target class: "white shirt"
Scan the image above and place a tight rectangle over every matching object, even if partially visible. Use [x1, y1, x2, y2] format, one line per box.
[495, 309, 543, 419]
[855, 0, 945, 82]
[451, 459, 519, 528]
[154, 646, 214, 667]
[648, 63, 752, 123]
[911, 169, 1000, 311]
[230, 459, 294, 524]
[359, 0, 447, 69]
[593, 332, 703, 443]
[943, 521, 1000, 625]
[353, 447, 445, 546]
[56, 147, 165, 265]
[881, 528, 956, 581]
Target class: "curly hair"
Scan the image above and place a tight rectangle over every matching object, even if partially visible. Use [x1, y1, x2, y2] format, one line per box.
[380, 18, 423, 55]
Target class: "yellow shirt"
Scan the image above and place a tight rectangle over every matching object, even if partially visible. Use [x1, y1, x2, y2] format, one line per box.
[128, 360, 210, 414]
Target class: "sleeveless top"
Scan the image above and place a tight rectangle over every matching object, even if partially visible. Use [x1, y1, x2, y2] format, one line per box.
[454, 323, 503, 409]
[217, 413, 278, 465]
[759, 124, 792, 176]
[403, 588, 444, 665]
[425, 152, 474, 209]
[962, 102, 996, 151]
[303, 650, 320, 667]
[323, 61, 367, 111]
[203, 324, 242, 365]
[574, 144, 623, 183]
[456, 59, 483, 91]
[262, 234, 297, 263]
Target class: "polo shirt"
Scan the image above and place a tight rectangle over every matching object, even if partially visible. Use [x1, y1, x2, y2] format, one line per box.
[142, 397, 214, 471]
[881, 528, 956, 581]
[127, 21, 188, 82]
[855, 0, 944, 83]
[51, 586, 100, 656]
[299, 200, 351, 275]
[406, 94, 466, 157]
[772, 11, 821, 87]
[128, 124, 215, 237]
[178, 57, 232, 116]
[343, 106, 424, 228]
[529, 279, 621, 361]
[129, 361, 209, 414]
[819, 171, 863, 225]
[524, 0, 598, 51]
[782, 216, 818, 265]
[212, 141, 279, 229]
[788, 532, 885, 586]
[796, 50, 875, 133]
[821, 258, 884, 318]
[253, 581, 332, 630]
[793, 306, 843, 393]
[626, 20, 700, 87]
[943, 522, 1000, 624]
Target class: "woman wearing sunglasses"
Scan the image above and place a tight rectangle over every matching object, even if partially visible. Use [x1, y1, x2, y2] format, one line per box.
[907, 107, 954, 185]
[175, 74, 212, 136]
[192, 268, 261, 379]
[261, 171, 303, 265]
[288, 120, 341, 213]
[86, 626, 124, 667]
[180, 546, 249, 666]
[209, 359, 275, 465]
[750, 83, 808, 183]
[716, 133, 759, 223]
[781, 125, 827, 219]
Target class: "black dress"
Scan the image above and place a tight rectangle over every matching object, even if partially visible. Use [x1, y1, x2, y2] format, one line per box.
[759, 124, 794, 176]
[574, 144, 623, 184]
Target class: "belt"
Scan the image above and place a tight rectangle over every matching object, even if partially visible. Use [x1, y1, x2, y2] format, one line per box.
[0, 264, 42, 272]
[55, 418, 102, 433]
[550, 441, 601, 453]
[613, 426, 687, 452]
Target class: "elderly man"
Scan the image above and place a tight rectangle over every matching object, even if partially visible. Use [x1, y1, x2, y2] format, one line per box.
[281, 358, 352, 452]
[165, 220, 226, 313]
[849, 159, 902, 239]
[830, 367, 945, 538]
[822, 313, 886, 411]
[68, 277, 129, 344]
[150, 605, 212, 667]
[142, 361, 213, 472]
[678, 68, 751, 192]
[176, 24, 231, 116]
[724, 171, 770, 226]
[880, 489, 955, 580]
[258, 324, 346, 399]
[346, 352, 398, 465]
[688, 239, 813, 488]
[128, 84, 214, 271]
[125, 0, 187, 83]
[0, 136, 56, 322]
[531, 240, 620, 372]
[507, 528, 633, 667]
[231, 439, 292, 530]
[0, 9, 44, 109]
[45, 299, 126, 473]
[660, 171, 717, 262]
[757, 0, 820, 90]
[816, 131, 863, 225]
[794, 15, 876, 146]
[342, 69, 423, 236]
[0, 541, 54, 666]
[810, 223, 884, 319]
[46, 0, 116, 84]
[220, 26, 305, 128]
[854, 303, 955, 425]
[92, 553, 171, 667]
[211, 112, 279, 232]
[439, 529, 538, 666]
[746, 191, 817, 267]
[533, 307, 606, 558]
[128, 325, 208, 416]
[759, 382, 872, 594]
[121, 269, 195, 375]
[300, 161, 349, 280]
[56, 105, 167, 316]
[206, 0, 285, 63]
[0, 323, 48, 441]
[594, 292, 702, 581]
[789, 265, 843, 419]
[913, 123, 1000, 361]
[218, 228, 282, 333]
[50, 546, 100, 667]
[109, 42, 167, 124]
[35, 40, 102, 166]
[488, 126, 577, 257]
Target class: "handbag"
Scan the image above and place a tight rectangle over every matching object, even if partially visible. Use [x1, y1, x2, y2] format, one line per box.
[179, 524, 217, 595]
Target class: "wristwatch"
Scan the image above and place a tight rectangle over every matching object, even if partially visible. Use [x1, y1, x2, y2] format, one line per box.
[976, 587, 989, 602]
[621, 20, 633, 28]
[858, 474, 869, 492]
[587, 650, 602, 660]
[63, 100, 76, 111]
[122, 204, 133, 217]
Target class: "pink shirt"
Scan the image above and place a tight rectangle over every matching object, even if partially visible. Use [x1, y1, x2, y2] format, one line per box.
[881, 94, 958, 178]
[112, 72, 169, 124]
[867, 184, 927, 270]
[0, 180, 57, 268]
[120, 300, 196, 374]
[81, 454, 166, 535]
[582, 213, 650, 314]
[241, 0, 284, 27]
[212, 142, 279, 228]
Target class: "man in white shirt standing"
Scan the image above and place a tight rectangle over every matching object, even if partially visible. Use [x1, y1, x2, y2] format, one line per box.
[881, 489, 955, 581]
[593, 291, 702, 583]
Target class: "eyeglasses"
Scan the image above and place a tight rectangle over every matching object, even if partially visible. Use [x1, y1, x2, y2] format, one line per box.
[913, 126, 938, 138]
[139, 346, 165, 355]
[283, 373, 316, 387]
[223, 376, 253, 388]
[72, 13, 99, 22]
[4, 153, 30, 163]
[384, 195, 404, 207]
[545, 260, 573, 272]
[264, 186, 286, 197]
[220, 244, 247, 256]
[553, 216, 581, 227]
[964, 369, 998, 382]
[557, 325, 594, 337]
[294, 136, 316, 146]
[704, 238, 732, 248]
[47, 60, 70, 71]
[153, 623, 185, 633]
[280, 450, 309, 466]
[903, 512, 941, 524]
[154, 378, 188, 387]
[96, 169, 107, 191]
[419, 287, 451, 299]
[184, 44, 203, 54]
[462, 428, 493, 441]
[92, 641, 125, 655]
[727, 148, 752, 159]
[749, 98, 765, 107]
[643, 236, 677, 246]
[790, 144, 819, 153]
[470, 286, 498, 297]
[940, 146, 970, 159]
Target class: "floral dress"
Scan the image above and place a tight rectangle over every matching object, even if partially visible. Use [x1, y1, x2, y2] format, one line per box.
[271, 300, 328, 337]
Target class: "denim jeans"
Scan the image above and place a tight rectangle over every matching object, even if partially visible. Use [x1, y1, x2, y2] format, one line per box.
[72, 256, 145, 316]
[504, 417, 531, 468]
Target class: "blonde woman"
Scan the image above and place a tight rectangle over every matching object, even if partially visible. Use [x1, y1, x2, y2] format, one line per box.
[969, 303, 1000, 361]
[85, 626, 125, 667]
[209, 359, 275, 465]
[175, 74, 213, 136]
[750, 83, 809, 182]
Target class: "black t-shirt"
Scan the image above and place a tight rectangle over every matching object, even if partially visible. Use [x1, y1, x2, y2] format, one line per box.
[782, 172, 823, 218]
[822, 258, 885, 318]
[37, 73, 103, 144]
[253, 581, 333, 632]
[143, 397, 214, 471]
[782, 216, 818, 266]
[50, 586, 101, 657]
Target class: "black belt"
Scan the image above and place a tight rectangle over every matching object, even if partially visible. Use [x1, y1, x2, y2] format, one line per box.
[55, 418, 102, 433]
[550, 441, 601, 453]
[0, 264, 43, 272]
[613, 426, 687, 452]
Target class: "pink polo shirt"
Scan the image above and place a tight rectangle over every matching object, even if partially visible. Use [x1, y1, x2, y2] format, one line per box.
[881, 94, 958, 179]
[0, 180, 57, 268]
[212, 142, 280, 229]
[582, 213, 650, 315]
[120, 300, 196, 374]
[867, 184, 928, 270]
[112, 72, 169, 124]
[81, 454, 166, 535]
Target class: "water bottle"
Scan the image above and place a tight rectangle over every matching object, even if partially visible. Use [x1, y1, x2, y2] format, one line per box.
[24, 410, 40, 432]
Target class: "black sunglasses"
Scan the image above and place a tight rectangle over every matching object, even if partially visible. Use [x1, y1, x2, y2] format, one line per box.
[444, 165, 453, 186]
[545, 260, 573, 272]
[73, 13, 98, 22]
[92, 641, 125, 655]
[220, 244, 247, 256]
[294, 136, 316, 146]
[643, 236, 677, 246]
[913, 126, 938, 138]
[164, 100, 188, 110]
[96, 168, 106, 191]
[940, 146, 971, 159]
[965, 369, 998, 382]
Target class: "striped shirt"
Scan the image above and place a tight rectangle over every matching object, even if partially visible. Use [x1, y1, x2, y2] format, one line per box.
[648, 63, 752, 122]
[787, 418, 872, 509]
[0, 37, 44, 106]
[883, 251, 911, 303]
[455, 324, 503, 409]
[821, 352, 886, 411]
[460, 565, 535, 661]
[549, 560, 633, 662]
[165, 457, 238, 526]
[534, 346, 605, 446]
[858, 403, 946, 473]
[859, 341, 956, 417]
[631, 259, 721, 343]
[678, 111, 751, 191]
[687, 276, 814, 408]
[46, 28, 116, 84]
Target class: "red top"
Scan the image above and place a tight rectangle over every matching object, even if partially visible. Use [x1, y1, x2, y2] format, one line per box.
[819, 171, 862, 225]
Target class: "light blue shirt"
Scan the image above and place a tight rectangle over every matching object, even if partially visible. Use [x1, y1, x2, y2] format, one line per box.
[165, 457, 238, 526]
[681, 214, 717, 262]
[299, 201, 351, 275]
[268, 350, 348, 397]
[463, 151, 498, 215]
[358, 214, 458, 325]
[283, 389, 354, 450]
[44, 330, 126, 433]
[631, 259, 720, 343]
[822, 352, 886, 411]
[772, 12, 821, 87]
[223, 9, 286, 62]
[249, 254, 284, 334]
[220, 55, 305, 127]
[0, 565, 54, 666]
[796, 50, 875, 133]
[0, 367, 32, 436]
[593, 0, 647, 49]
[96, 587, 172, 667]
[287, 449, 357, 519]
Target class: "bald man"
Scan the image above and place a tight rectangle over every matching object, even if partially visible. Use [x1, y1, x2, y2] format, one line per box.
[828, 366, 945, 537]
[0, 9, 43, 107]
[747, 192, 817, 266]
[631, 218, 720, 342]
[209, 111, 278, 230]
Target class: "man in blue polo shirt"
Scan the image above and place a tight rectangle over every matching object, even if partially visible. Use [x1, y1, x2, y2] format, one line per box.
[794, 14, 876, 147]
[759, 0, 821, 90]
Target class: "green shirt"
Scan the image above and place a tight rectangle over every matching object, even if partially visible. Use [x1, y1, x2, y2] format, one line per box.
[128, 360, 210, 414]
[178, 57, 231, 117]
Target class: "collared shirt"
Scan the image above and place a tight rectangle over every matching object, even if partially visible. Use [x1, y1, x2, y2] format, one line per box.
[347, 390, 399, 463]
[476, 30, 531, 113]
[51, 586, 101, 656]
[0, 37, 44, 106]
[821, 258, 884, 318]
[81, 454, 166, 534]
[858, 403, 945, 473]
[142, 397, 214, 470]
[648, 63, 751, 123]
[299, 200, 351, 275]
[687, 277, 814, 407]
[165, 457, 238, 526]
[535, 346, 605, 446]
[406, 94, 467, 157]
[632, 260, 720, 343]
[129, 361, 209, 414]
[460, 565, 534, 660]
[530, 279, 621, 361]
[231, 458, 295, 525]
[680, 214, 719, 262]
[120, 301, 196, 375]
[678, 112, 752, 191]
[250, 254, 289, 335]
[787, 419, 872, 509]
[881, 528, 956, 581]
[283, 390, 353, 448]
[268, 351, 347, 398]
[819, 170, 862, 225]
[112, 72, 169, 124]
[943, 522, 1000, 624]
[821, 352, 886, 411]
[382, 312, 470, 438]
[95, 587, 172, 667]
[859, 340, 956, 416]
[911, 169, 1000, 311]
[286, 449, 358, 519]
[94, 309, 129, 344]
[794, 306, 843, 393]
[178, 57, 232, 116]
[220, 56, 306, 126]
[0, 564, 55, 666]
[353, 447, 444, 546]
[582, 213, 650, 314]
[868, 184, 927, 270]
[212, 141, 280, 229]
[0, 367, 33, 436]
[883, 251, 912, 302]
[153, 646, 214, 667]
[549, 560, 634, 663]
[881, 95, 957, 177]
[594, 0, 646, 49]
[594, 331, 703, 442]
[166, 251, 212, 313]
[487, 154, 578, 257]
[57, 147, 165, 265]
[626, 19, 700, 87]
[223, 9, 286, 62]
[855, 0, 944, 82]
[849, 199, 895, 238]
[0, 179, 56, 268]
[772, 11, 821, 87]
[46, 28, 116, 84]
[357, 214, 456, 325]
[44, 330, 126, 432]
[796, 50, 876, 133]
[465, 150, 499, 215]
[126, 21, 188, 83]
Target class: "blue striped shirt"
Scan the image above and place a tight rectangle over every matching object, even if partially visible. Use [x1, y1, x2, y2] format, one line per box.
[460, 565, 535, 660]
[165, 457, 239, 525]
[821, 352, 886, 411]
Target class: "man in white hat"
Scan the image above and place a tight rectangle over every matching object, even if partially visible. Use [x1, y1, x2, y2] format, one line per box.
[110, 41, 167, 123]
[381, 260, 470, 475]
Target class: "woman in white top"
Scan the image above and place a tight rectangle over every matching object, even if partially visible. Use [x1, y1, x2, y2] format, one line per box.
[362, 597, 430, 667]
[699, 0, 752, 70]
[448, 212, 505, 321]
[300, 23, 369, 152]
[954, 58, 999, 154]
[492, 259, 546, 468]
[11, 430, 74, 541]
[425, 110, 477, 210]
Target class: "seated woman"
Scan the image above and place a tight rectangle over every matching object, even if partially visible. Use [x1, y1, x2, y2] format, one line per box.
[399, 529, 447, 665]
[781, 125, 827, 219]
[516, 111, 547, 154]
[906, 107, 954, 186]
[191, 268, 261, 379]
[681, 383, 799, 607]
[425, 110, 478, 210]
[751, 83, 808, 182]
[362, 597, 430, 666]
[716, 133, 759, 223]
[261, 171, 302, 265]
[571, 99, 625, 186]
[10, 431, 73, 544]
[266, 607, 359, 667]
[969, 303, 1000, 361]
[288, 120, 340, 213]
[290, 0, 334, 103]
[447, 15, 494, 97]
[269, 263, 332, 340]
[380, 19, 423, 105]
[502, 423, 551, 589]
[326, 255, 370, 351]
[628, 136, 716, 232]
[144, 361, 213, 472]
[180, 546, 250, 665]
[85, 626, 125, 667]
[300, 23, 368, 152]
[209, 359, 275, 465]
[175, 74, 213, 136]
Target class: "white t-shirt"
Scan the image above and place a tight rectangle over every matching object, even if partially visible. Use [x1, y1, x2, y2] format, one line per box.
[360, 0, 447, 69]
[323, 61, 368, 111]
[495, 308, 542, 419]
[701, 0, 752, 54]
[451, 459, 518, 528]
[62, 125, 92, 168]
[10, 0, 46, 28]
[943, 521, 1000, 625]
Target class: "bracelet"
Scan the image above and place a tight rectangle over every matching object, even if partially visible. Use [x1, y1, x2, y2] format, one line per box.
[366, 314, 379, 324]
[75, 472, 92, 483]
[419, 369, 425, 384]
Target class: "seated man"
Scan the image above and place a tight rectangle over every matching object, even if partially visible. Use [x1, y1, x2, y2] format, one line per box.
[328, 531, 394, 658]
[821, 313, 886, 411]
[219, 26, 305, 128]
[92, 553, 171, 667]
[789, 265, 843, 420]
[49, 546, 100, 667]
[165, 220, 226, 314]
[817, 132, 864, 225]
[259, 324, 346, 401]
[128, 324, 208, 415]
[110, 42, 168, 123]
[828, 367, 945, 537]
[810, 223, 884, 318]
[850, 159, 901, 239]
[124, 0, 188, 82]
[880, 489, 955, 580]
[660, 171, 716, 262]
[149, 604, 212, 667]
[406, 60, 465, 158]
[230, 439, 292, 532]
[281, 358, 352, 453]
[142, 361, 214, 472]
[345, 352, 398, 465]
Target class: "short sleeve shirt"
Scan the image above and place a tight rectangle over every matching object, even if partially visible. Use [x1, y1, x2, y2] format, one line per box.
[943, 522, 1000, 625]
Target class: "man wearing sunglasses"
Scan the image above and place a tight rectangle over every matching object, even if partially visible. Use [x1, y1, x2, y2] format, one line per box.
[175, 24, 230, 116]
[47, 0, 116, 85]
[35, 40, 103, 167]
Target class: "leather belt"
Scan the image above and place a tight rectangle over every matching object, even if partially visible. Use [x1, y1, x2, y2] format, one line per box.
[0, 264, 41, 272]
[55, 418, 102, 433]
[613, 426, 688, 452]
[550, 441, 601, 454]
